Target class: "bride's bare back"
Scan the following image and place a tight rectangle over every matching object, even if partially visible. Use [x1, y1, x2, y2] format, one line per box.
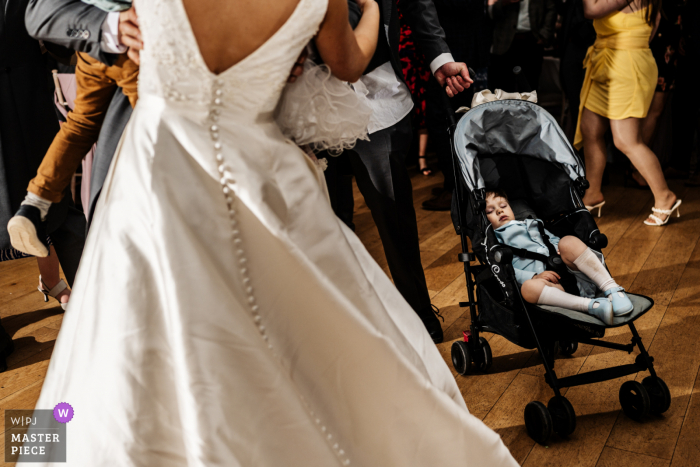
[181, 0, 380, 81]
[182, 0, 302, 74]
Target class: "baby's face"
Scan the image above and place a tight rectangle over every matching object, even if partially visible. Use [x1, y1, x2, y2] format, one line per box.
[485, 195, 515, 229]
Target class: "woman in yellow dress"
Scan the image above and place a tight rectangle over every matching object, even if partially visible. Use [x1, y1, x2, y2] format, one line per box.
[576, 0, 681, 226]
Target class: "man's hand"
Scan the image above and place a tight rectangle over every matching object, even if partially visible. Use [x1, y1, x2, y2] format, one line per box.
[534, 271, 560, 284]
[119, 6, 142, 64]
[288, 49, 309, 83]
[434, 62, 473, 97]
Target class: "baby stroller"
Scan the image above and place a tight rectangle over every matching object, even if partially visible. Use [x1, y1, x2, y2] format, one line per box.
[440, 73, 670, 444]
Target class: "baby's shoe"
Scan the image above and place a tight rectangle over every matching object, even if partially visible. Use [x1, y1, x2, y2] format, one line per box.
[588, 298, 613, 325]
[604, 286, 634, 316]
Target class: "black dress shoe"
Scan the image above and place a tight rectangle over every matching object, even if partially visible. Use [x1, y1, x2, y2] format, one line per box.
[417, 305, 444, 344]
[430, 186, 444, 196]
[421, 191, 452, 212]
[0, 324, 14, 373]
[0, 340, 15, 373]
[7, 205, 49, 257]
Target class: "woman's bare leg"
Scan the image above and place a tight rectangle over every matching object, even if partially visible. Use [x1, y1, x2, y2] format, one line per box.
[580, 108, 610, 206]
[632, 92, 668, 186]
[36, 246, 70, 306]
[417, 128, 430, 173]
[642, 92, 668, 147]
[610, 117, 677, 222]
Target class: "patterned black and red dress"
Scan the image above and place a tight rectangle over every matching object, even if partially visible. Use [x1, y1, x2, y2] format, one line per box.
[397, 0, 432, 129]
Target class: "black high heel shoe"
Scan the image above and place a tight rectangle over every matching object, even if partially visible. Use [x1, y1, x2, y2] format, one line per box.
[418, 156, 433, 176]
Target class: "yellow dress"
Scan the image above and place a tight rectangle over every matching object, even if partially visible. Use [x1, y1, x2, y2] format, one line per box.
[573, 7, 657, 149]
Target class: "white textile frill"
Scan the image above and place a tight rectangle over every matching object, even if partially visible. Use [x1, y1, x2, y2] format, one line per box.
[275, 59, 371, 155]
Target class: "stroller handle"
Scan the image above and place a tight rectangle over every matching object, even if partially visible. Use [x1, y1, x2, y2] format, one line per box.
[438, 67, 476, 128]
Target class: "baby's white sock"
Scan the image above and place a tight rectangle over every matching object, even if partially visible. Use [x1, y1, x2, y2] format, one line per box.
[21, 192, 51, 221]
[537, 285, 592, 312]
[573, 248, 618, 292]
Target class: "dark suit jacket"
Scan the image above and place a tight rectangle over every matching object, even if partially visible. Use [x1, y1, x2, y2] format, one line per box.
[25, 0, 133, 227]
[0, 0, 69, 249]
[433, 0, 491, 68]
[369, 0, 451, 80]
[490, 0, 557, 56]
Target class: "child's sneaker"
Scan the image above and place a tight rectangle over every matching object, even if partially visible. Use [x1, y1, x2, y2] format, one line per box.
[604, 287, 634, 316]
[7, 205, 49, 257]
[588, 298, 613, 325]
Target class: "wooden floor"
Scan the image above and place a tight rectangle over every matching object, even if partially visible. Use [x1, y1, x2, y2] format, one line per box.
[1, 167, 699, 466]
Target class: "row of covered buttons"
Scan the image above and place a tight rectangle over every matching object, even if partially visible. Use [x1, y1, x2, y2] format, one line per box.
[66, 28, 90, 39]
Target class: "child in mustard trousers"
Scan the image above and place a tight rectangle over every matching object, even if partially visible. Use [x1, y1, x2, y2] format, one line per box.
[8, 51, 138, 257]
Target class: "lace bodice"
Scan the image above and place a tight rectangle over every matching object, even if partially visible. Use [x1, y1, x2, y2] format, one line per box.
[135, 0, 328, 116]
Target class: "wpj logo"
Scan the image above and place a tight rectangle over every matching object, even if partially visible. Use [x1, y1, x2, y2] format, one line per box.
[4, 405, 71, 463]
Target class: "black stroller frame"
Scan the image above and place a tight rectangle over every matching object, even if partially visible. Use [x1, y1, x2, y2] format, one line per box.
[438, 82, 671, 444]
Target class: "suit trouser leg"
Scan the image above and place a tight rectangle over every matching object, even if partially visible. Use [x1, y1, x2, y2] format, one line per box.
[669, 55, 700, 173]
[347, 115, 432, 314]
[323, 152, 356, 231]
[48, 202, 86, 288]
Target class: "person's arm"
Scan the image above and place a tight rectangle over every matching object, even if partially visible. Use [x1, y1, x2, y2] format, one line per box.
[315, 0, 380, 82]
[25, 0, 115, 64]
[539, 0, 558, 43]
[582, 0, 631, 19]
[649, 10, 661, 44]
[401, 0, 473, 96]
[490, 0, 520, 21]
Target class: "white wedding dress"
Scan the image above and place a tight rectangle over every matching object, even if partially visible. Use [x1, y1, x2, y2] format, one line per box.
[31, 0, 517, 465]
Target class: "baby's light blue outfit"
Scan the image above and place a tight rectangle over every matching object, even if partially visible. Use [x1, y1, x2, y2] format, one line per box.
[494, 219, 602, 298]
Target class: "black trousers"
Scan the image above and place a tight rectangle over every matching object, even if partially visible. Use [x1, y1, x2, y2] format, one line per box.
[669, 53, 700, 173]
[489, 33, 545, 93]
[324, 115, 432, 314]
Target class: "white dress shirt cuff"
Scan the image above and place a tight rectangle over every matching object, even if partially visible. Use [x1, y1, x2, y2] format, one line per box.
[101, 12, 128, 54]
[429, 53, 455, 75]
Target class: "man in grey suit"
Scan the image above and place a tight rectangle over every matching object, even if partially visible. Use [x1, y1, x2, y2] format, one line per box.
[25, 0, 136, 227]
[488, 0, 557, 92]
[324, 0, 472, 344]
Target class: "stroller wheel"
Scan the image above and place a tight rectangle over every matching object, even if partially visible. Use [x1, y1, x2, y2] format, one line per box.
[524, 401, 553, 445]
[642, 376, 671, 414]
[476, 337, 493, 372]
[451, 340, 472, 375]
[548, 396, 576, 436]
[619, 380, 651, 421]
[559, 340, 578, 357]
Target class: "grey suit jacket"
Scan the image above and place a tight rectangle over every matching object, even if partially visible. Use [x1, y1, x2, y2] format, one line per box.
[25, 0, 133, 227]
[490, 0, 557, 56]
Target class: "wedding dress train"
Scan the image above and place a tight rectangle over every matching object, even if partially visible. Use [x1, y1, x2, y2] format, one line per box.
[30, 0, 517, 465]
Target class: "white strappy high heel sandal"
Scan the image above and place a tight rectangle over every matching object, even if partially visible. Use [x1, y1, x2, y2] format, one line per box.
[644, 199, 682, 226]
[585, 201, 605, 218]
[38, 276, 69, 310]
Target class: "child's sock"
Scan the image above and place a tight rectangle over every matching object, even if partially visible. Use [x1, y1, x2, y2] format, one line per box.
[573, 248, 618, 291]
[537, 285, 592, 312]
[20, 192, 51, 221]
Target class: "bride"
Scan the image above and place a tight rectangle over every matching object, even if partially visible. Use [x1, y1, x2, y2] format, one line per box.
[31, 0, 516, 465]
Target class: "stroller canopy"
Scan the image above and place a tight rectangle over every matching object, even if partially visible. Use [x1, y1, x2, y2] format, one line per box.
[453, 100, 584, 191]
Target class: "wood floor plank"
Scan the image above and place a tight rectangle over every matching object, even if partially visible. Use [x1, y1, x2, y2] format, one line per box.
[670, 366, 700, 467]
[606, 233, 700, 460]
[596, 446, 670, 467]
[440, 334, 536, 421]
[0, 167, 696, 466]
